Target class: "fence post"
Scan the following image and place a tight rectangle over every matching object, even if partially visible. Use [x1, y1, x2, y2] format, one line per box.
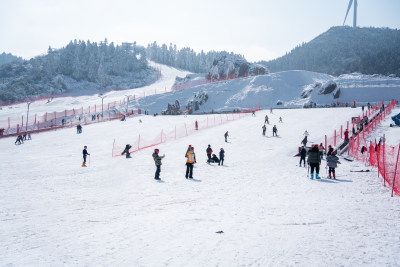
[325, 135, 327, 154]
[391, 145, 400, 197]
[22, 115, 24, 127]
[347, 121, 349, 130]
[334, 129, 336, 146]
[17, 124, 19, 134]
[383, 134, 386, 186]
[8, 117, 10, 128]
[341, 125, 343, 139]
[34, 114, 37, 124]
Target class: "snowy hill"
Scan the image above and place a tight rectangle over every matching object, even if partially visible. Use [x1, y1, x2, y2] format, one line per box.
[132, 70, 400, 114]
[1, 106, 400, 266]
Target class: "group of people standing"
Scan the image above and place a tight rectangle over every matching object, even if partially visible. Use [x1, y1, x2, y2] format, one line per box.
[14, 132, 32, 145]
[262, 115, 279, 136]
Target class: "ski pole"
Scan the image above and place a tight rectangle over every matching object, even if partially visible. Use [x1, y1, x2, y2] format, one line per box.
[89, 155, 91, 167]
[307, 163, 310, 178]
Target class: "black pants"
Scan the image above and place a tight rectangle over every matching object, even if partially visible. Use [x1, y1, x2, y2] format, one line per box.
[329, 167, 335, 174]
[263, 130, 266, 136]
[83, 155, 87, 163]
[219, 158, 224, 166]
[309, 162, 319, 174]
[299, 156, 305, 166]
[186, 163, 193, 178]
[273, 131, 277, 136]
[225, 137, 227, 142]
[207, 154, 211, 160]
[155, 165, 161, 179]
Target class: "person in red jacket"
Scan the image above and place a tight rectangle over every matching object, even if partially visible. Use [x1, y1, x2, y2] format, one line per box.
[344, 129, 349, 144]
[206, 144, 213, 161]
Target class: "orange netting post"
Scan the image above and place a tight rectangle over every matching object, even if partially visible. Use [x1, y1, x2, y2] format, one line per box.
[392, 144, 400, 197]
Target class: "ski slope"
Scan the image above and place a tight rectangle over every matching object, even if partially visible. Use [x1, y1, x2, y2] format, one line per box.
[1, 106, 400, 266]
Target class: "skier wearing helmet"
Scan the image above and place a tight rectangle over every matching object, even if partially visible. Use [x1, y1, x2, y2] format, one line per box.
[152, 148, 165, 180]
[122, 144, 132, 158]
[82, 146, 90, 167]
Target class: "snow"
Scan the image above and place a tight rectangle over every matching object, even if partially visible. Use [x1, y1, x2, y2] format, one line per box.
[1, 105, 400, 266]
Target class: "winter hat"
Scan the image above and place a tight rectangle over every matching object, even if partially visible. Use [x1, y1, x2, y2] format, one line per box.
[84, 146, 87, 148]
[154, 149, 159, 153]
[191, 147, 194, 150]
[331, 152, 336, 156]
[314, 145, 318, 148]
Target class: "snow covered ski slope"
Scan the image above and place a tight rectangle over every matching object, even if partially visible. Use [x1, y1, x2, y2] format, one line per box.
[1, 106, 400, 266]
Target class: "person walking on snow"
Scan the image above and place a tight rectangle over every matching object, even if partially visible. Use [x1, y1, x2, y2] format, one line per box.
[152, 148, 165, 180]
[224, 131, 229, 142]
[265, 115, 269, 124]
[279, 117, 283, 123]
[307, 145, 321, 179]
[262, 124, 266, 136]
[299, 146, 306, 167]
[186, 147, 196, 179]
[326, 152, 341, 179]
[206, 145, 213, 161]
[301, 135, 308, 147]
[82, 146, 90, 167]
[272, 125, 278, 136]
[219, 148, 225, 166]
[121, 144, 132, 158]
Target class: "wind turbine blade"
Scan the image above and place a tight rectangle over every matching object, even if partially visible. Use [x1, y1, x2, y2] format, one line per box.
[343, 0, 354, 25]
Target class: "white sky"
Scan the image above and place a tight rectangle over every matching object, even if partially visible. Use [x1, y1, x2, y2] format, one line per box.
[1, 0, 400, 62]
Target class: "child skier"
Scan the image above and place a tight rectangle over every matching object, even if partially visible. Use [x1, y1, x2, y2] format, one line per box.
[82, 146, 90, 167]
[326, 152, 341, 179]
[224, 131, 229, 142]
[152, 148, 165, 180]
[265, 115, 269, 124]
[272, 125, 278, 136]
[262, 124, 266, 136]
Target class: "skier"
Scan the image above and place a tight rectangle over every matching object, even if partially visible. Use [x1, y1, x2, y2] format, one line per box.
[265, 115, 269, 124]
[15, 135, 22, 145]
[262, 124, 266, 136]
[121, 144, 132, 158]
[77, 124, 82, 134]
[219, 148, 225, 166]
[27, 132, 32, 140]
[327, 145, 334, 156]
[301, 135, 308, 147]
[299, 146, 306, 167]
[270, 107, 273, 113]
[207, 154, 220, 164]
[272, 125, 278, 136]
[206, 145, 213, 161]
[121, 114, 126, 121]
[279, 117, 283, 123]
[326, 152, 341, 179]
[224, 131, 229, 142]
[318, 143, 325, 160]
[152, 148, 165, 180]
[186, 147, 196, 179]
[307, 145, 321, 179]
[195, 120, 198, 130]
[252, 111, 256, 116]
[82, 146, 90, 167]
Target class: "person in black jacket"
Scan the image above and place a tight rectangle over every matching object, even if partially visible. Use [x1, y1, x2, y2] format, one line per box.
[219, 148, 225, 166]
[327, 145, 334, 156]
[207, 154, 220, 164]
[299, 146, 306, 167]
[307, 145, 321, 179]
[224, 131, 229, 142]
[121, 144, 132, 158]
[82, 145, 90, 167]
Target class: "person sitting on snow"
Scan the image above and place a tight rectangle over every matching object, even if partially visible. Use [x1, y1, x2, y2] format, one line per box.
[207, 154, 220, 164]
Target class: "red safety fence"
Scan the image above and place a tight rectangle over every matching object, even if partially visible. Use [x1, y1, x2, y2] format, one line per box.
[112, 107, 260, 157]
[323, 100, 399, 196]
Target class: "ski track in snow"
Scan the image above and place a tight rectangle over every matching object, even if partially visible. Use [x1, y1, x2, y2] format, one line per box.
[1, 105, 400, 266]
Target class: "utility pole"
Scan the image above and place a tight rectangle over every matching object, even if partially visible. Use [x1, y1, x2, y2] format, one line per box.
[26, 101, 32, 132]
[125, 95, 130, 113]
[99, 94, 107, 118]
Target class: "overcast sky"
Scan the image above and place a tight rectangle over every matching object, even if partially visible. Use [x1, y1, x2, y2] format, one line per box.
[1, 0, 399, 62]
